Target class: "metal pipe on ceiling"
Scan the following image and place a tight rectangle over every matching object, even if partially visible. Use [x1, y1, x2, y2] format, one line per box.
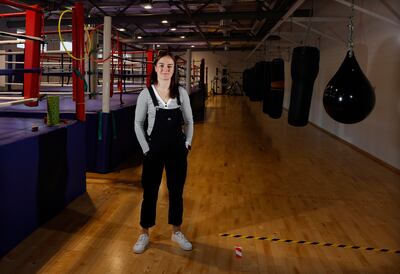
[246, 0, 306, 59]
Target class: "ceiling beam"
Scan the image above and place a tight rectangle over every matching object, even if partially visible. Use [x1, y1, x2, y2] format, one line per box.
[332, 0, 400, 27]
[7, 9, 311, 28]
[177, 1, 211, 48]
[247, 0, 307, 59]
[121, 34, 259, 44]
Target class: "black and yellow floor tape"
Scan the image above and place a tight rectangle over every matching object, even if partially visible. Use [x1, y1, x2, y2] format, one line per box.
[219, 233, 400, 254]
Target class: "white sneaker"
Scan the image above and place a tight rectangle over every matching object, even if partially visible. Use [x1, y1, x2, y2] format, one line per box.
[133, 234, 149, 254]
[171, 231, 193, 251]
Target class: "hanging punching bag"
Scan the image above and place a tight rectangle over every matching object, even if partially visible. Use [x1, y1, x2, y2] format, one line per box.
[323, 51, 375, 124]
[262, 62, 271, 114]
[242, 69, 250, 96]
[251, 62, 267, 101]
[288, 47, 320, 126]
[265, 58, 284, 118]
[248, 66, 257, 101]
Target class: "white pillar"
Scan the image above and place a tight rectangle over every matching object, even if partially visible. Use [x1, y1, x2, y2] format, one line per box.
[186, 48, 191, 93]
[102, 16, 111, 113]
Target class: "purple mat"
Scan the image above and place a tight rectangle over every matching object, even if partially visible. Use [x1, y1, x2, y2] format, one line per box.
[7, 84, 144, 93]
[0, 93, 139, 114]
[0, 117, 76, 146]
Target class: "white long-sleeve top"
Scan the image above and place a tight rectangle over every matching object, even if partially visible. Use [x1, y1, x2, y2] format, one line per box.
[134, 85, 194, 154]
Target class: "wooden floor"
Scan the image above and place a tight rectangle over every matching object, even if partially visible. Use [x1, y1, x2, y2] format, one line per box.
[1, 96, 399, 273]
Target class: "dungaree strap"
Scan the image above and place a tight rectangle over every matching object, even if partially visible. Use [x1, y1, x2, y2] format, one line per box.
[177, 89, 181, 106]
[148, 85, 182, 107]
[148, 86, 159, 108]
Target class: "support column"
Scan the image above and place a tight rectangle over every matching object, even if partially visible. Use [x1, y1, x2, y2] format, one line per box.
[72, 1, 85, 121]
[186, 48, 192, 93]
[23, 5, 42, 106]
[102, 16, 112, 113]
[146, 50, 153, 87]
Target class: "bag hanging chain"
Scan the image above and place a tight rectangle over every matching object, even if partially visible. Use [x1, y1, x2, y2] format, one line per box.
[347, 0, 355, 57]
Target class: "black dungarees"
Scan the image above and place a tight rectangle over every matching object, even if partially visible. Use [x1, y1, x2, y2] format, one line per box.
[140, 86, 188, 228]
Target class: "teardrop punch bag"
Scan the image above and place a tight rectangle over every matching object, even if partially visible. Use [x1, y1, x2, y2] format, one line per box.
[265, 58, 284, 118]
[323, 51, 375, 123]
[288, 47, 320, 126]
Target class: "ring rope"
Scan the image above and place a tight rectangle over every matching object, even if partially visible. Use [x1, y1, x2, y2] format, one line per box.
[58, 9, 92, 61]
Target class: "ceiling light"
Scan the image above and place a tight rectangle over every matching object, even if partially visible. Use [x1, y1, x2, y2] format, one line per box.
[142, 3, 153, 9]
[156, 44, 160, 47]
[191, 45, 195, 48]
[180, 35, 185, 39]
[137, 36, 142, 39]
[170, 27, 177, 31]
[161, 20, 168, 24]
[117, 28, 126, 32]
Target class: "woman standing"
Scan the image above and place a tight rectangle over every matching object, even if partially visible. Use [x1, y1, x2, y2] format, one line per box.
[133, 52, 194, 254]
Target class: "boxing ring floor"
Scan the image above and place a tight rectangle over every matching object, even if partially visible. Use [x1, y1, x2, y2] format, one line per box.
[0, 117, 86, 257]
[0, 92, 141, 173]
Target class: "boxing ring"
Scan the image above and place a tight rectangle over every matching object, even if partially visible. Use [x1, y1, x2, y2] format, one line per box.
[0, 93, 141, 173]
[0, 2, 150, 173]
[0, 117, 86, 257]
[0, 0, 207, 257]
[0, 0, 133, 257]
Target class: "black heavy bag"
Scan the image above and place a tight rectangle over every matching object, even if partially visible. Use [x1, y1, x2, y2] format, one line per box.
[251, 62, 267, 101]
[261, 62, 271, 114]
[323, 51, 375, 124]
[265, 58, 285, 118]
[288, 46, 320, 126]
[248, 66, 258, 101]
[242, 69, 250, 96]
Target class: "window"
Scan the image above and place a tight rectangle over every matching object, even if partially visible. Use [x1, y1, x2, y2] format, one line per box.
[60, 41, 72, 51]
[16, 29, 25, 49]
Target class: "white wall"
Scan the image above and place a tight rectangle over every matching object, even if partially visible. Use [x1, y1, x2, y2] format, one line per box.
[192, 0, 400, 169]
[307, 0, 400, 169]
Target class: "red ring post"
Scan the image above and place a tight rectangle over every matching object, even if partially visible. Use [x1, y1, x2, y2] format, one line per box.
[72, 2, 85, 121]
[23, 5, 42, 107]
[146, 50, 153, 87]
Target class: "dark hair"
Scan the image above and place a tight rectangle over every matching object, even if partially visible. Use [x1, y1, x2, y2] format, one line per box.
[149, 51, 180, 98]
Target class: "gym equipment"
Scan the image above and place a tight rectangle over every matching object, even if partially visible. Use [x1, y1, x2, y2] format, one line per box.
[323, 0, 375, 124]
[323, 51, 375, 124]
[288, 47, 320, 126]
[265, 58, 284, 118]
